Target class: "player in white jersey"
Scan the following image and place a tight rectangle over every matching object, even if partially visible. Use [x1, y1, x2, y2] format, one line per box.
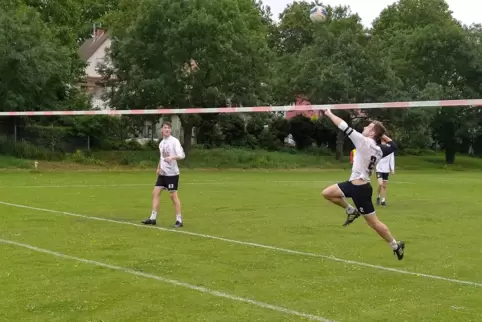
[142, 122, 186, 228]
[321, 109, 405, 260]
[375, 152, 395, 206]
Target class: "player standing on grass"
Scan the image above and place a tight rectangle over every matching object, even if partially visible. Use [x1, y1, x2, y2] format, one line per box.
[321, 109, 405, 260]
[142, 122, 185, 228]
[376, 152, 395, 206]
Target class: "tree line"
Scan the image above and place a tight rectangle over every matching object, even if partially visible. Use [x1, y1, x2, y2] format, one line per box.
[1, 0, 482, 163]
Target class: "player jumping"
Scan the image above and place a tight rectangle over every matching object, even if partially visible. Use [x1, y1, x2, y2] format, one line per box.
[142, 122, 185, 228]
[376, 152, 395, 206]
[321, 109, 405, 260]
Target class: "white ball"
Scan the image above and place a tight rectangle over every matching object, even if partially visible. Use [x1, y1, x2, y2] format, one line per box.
[310, 6, 327, 23]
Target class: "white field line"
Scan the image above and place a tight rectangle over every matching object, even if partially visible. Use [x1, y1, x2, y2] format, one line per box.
[1, 201, 480, 288]
[0, 180, 414, 188]
[0, 238, 333, 322]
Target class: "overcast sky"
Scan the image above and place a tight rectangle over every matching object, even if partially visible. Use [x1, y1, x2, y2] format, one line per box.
[262, 0, 480, 27]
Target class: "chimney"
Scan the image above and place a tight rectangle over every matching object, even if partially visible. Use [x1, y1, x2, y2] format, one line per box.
[95, 29, 105, 39]
[92, 24, 104, 42]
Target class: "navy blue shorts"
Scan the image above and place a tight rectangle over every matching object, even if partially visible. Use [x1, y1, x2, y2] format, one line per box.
[337, 181, 375, 215]
[155, 175, 179, 192]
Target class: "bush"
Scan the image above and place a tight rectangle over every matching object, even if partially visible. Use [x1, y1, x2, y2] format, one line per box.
[67, 150, 103, 165]
[272, 117, 291, 146]
[0, 135, 63, 161]
[125, 140, 144, 151]
[305, 145, 333, 156]
[258, 128, 280, 151]
[218, 114, 247, 146]
[399, 148, 437, 156]
[20, 124, 74, 153]
[196, 115, 224, 148]
[146, 140, 159, 150]
[288, 115, 314, 150]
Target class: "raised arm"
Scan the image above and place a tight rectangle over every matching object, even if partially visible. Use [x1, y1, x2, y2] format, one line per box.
[324, 109, 365, 148]
[380, 134, 397, 158]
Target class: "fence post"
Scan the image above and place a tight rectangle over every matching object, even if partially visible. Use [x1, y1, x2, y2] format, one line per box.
[87, 136, 90, 151]
[14, 123, 17, 142]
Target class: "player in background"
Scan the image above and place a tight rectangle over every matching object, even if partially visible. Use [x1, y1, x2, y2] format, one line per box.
[321, 109, 405, 260]
[350, 148, 356, 164]
[142, 122, 185, 227]
[376, 152, 395, 206]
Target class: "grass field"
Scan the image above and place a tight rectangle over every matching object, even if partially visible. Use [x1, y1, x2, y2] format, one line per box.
[1, 169, 481, 321]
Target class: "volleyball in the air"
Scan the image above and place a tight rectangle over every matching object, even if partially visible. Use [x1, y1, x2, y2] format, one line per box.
[310, 6, 327, 23]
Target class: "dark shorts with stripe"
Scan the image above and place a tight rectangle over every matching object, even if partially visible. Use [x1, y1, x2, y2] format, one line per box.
[337, 181, 375, 215]
[376, 172, 389, 181]
[155, 175, 179, 192]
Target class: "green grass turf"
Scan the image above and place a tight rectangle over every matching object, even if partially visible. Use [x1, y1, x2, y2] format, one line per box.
[0, 170, 481, 321]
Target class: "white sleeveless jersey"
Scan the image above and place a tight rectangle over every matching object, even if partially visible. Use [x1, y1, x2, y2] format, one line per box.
[159, 136, 185, 176]
[338, 122, 397, 182]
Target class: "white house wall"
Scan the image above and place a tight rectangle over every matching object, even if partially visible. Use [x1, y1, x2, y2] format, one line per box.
[86, 38, 112, 78]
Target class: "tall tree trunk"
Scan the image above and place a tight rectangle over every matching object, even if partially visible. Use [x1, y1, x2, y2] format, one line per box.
[182, 122, 193, 156]
[179, 114, 200, 157]
[335, 130, 344, 161]
[445, 145, 456, 164]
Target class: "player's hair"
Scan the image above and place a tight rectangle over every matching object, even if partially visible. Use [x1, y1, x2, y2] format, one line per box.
[161, 121, 172, 128]
[372, 121, 387, 141]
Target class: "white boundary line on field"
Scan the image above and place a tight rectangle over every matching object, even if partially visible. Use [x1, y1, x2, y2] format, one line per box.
[1, 201, 480, 288]
[0, 238, 333, 322]
[0, 180, 414, 189]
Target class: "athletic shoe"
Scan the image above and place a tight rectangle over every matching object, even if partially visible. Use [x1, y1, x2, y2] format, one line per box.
[342, 209, 360, 227]
[173, 221, 183, 228]
[141, 218, 156, 225]
[393, 241, 405, 260]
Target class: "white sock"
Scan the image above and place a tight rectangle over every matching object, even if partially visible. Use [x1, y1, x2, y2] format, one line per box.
[346, 205, 356, 214]
[390, 239, 398, 250]
[176, 214, 182, 223]
[382, 198, 386, 202]
[150, 211, 157, 220]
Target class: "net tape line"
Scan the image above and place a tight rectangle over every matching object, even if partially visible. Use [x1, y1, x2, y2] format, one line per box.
[1, 99, 481, 116]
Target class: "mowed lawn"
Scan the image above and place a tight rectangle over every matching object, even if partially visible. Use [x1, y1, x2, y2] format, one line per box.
[0, 169, 481, 322]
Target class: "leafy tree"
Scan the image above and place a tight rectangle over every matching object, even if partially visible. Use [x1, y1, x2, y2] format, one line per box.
[104, 0, 272, 155]
[24, 0, 119, 46]
[372, 0, 482, 163]
[286, 7, 401, 159]
[0, 4, 82, 133]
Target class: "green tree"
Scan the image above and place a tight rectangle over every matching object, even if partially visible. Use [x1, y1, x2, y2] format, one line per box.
[0, 4, 83, 133]
[105, 0, 272, 155]
[24, 0, 119, 46]
[286, 7, 401, 159]
[372, 0, 482, 163]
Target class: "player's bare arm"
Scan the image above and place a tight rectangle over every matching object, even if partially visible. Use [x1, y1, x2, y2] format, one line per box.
[324, 109, 366, 148]
[323, 109, 342, 126]
[381, 134, 393, 143]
